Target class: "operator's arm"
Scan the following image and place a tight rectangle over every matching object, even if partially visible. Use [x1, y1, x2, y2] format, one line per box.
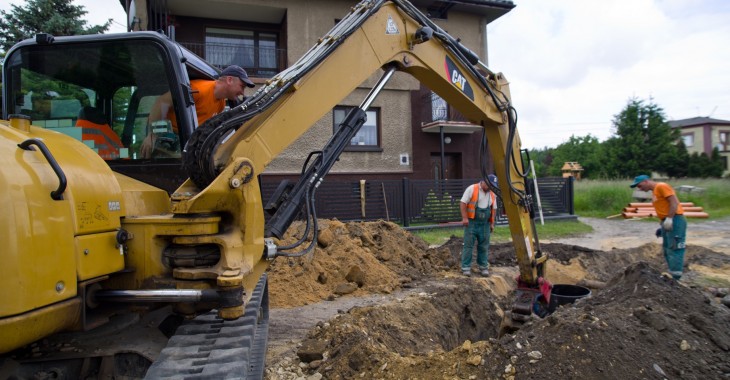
[140, 92, 173, 158]
[148, 92, 173, 124]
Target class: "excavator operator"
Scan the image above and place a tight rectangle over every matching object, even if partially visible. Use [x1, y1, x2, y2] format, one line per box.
[140, 65, 256, 158]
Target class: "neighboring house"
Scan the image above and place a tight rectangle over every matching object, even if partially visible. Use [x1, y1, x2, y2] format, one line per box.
[120, 0, 515, 182]
[560, 162, 583, 180]
[669, 117, 730, 176]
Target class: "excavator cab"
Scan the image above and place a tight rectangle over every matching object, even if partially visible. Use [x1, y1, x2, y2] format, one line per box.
[1, 32, 216, 192]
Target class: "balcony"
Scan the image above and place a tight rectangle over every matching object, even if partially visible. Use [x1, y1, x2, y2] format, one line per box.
[421, 92, 481, 134]
[178, 41, 287, 78]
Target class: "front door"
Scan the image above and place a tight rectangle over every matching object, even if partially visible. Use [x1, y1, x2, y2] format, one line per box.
[430, 153, 462, 180]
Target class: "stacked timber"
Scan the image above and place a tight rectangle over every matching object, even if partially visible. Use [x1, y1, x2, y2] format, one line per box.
[622, 202, 709, 219]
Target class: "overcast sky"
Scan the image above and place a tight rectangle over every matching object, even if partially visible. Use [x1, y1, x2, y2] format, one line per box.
[2, 1, 729, 150]
[488, 0, 730, 149]
[0, 0, 128, 33]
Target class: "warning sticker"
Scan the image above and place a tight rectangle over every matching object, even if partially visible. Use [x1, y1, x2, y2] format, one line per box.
[386, 15, 399, 35]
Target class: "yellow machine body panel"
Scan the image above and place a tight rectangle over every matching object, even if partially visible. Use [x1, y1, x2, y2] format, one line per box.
[74, 231, 124, 281]
[0, 121, 124, 320]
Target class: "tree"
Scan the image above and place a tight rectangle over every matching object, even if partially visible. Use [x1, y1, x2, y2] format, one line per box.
[688, 152, 711, 178]
[689, 148, 726, 178]
[547, 134, 604, 178]
[708, 148, 726, 177]
[603, 98, 680, 178]
[527, 147, 553, 177]
[665, 139, 689, 178]
[0, 0, 111, 54]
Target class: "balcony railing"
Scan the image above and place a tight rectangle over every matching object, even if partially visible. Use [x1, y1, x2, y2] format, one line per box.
[178, 41, 287, 78]
[428, 92, 469, 122]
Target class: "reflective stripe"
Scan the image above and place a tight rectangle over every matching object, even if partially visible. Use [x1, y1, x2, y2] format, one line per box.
[77, 119, 123, 160]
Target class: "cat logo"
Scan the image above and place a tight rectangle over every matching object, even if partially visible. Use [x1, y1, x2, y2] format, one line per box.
[386, 15, 399, 35]
[444, 56, 474, 100]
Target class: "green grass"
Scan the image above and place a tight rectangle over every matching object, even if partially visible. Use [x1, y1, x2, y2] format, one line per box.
[411, 220, 593, 246]
[410, 177, 729, 246]
[574, 178, 730, 219]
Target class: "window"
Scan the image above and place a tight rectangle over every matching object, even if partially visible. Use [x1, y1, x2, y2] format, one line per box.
[333, 106, 380, 149]
[431, 92, 447, 121]
[682, 133, 694, 148]
[719, 131, 729, 152]
[6, 40, 178, 160]
[205, 28, 279, 77]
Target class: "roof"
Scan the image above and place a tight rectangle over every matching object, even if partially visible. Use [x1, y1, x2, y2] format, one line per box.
[561, 162, 584, 171]
[668, 117, 730, 128]
[394, 0, 515, 22]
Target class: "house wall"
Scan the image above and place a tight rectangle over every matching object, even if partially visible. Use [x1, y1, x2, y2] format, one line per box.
[681, 126, 704, 154]
[711, 126, 730, 176]
[677, 123, 730, 176]
[138, 0, 497, 179]
[256, 0, 491, 178]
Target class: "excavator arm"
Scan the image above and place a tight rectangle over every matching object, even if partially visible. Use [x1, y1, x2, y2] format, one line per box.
[178, 0, 545, 278]
[176, 0, 549, 318]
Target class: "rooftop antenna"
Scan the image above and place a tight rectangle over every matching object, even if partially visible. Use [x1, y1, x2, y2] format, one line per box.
[707, 106, 717, 118]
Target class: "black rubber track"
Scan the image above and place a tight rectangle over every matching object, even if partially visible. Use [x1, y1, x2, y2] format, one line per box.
[144, 274, 269, 379]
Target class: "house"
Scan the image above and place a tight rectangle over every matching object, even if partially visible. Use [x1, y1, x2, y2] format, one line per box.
[120, 0, 515, 183]
[669, 117, 730, 176]
[560, 162, 583, 180]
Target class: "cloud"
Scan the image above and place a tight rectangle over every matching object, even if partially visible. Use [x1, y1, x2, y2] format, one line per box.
[488, 0, 730, 149]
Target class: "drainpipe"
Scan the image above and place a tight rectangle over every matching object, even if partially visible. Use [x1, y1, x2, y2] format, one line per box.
[440, 126, 445, 180]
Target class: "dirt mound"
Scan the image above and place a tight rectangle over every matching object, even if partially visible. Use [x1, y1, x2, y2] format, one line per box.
[488, 262, 730, 379]
[265, 221, 730, 379]
[268, 220, 453, 307]
[292, 262, 729, 380]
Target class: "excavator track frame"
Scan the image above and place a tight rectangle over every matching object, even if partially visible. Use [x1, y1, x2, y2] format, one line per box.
[144, 273, 269, 379]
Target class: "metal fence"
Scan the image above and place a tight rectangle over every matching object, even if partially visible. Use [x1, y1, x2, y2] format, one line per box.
[260, 177, 575, 227]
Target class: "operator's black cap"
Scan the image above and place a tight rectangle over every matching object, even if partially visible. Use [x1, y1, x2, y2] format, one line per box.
[218, 65, 256, 88]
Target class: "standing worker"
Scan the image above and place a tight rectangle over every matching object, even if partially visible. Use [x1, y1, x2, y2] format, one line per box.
[630, 174, 686, 280]
[459, 175, 498, 277]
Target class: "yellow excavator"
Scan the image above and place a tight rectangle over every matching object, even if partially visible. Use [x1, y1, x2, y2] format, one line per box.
[0, 0, 551, 378]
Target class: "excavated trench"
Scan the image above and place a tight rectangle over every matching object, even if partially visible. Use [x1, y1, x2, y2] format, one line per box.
[265, 220, 730, 380]
[291, 278, 506, 377]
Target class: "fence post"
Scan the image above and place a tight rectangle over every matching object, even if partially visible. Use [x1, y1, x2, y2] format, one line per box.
[402, 177, 410, 227]
[568, 176, 575, 215]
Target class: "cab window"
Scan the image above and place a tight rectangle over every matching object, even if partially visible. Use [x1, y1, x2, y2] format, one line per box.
[5, 39, 183, 160]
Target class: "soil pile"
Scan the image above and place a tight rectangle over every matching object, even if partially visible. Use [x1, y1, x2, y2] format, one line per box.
[268, 220, 453, 308]
[288, 263, 730, 380]
[265, 221, 730, 380]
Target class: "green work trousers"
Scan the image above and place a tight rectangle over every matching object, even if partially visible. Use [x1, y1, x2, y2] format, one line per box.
[461, 207, 491, 272]
[662, 214, 687, 280]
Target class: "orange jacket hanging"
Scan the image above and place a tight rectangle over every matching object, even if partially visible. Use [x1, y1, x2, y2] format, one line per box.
[76, 118, 124, 160]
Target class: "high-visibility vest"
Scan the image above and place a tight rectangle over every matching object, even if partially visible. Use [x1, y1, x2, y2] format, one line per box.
[466, 184, 496, 224]
[76, 119, 123, 160]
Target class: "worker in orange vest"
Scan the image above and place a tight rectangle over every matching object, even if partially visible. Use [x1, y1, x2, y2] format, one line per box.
[630, 174, 686, 280]
[459, 174, 498, 277]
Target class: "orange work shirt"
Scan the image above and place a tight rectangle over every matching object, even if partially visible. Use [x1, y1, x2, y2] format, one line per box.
[166, 79, 225, 131]
[652, 182, 684, 219]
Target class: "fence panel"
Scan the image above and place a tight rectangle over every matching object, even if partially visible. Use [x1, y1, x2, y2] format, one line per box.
[260, 177, 573, 227]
